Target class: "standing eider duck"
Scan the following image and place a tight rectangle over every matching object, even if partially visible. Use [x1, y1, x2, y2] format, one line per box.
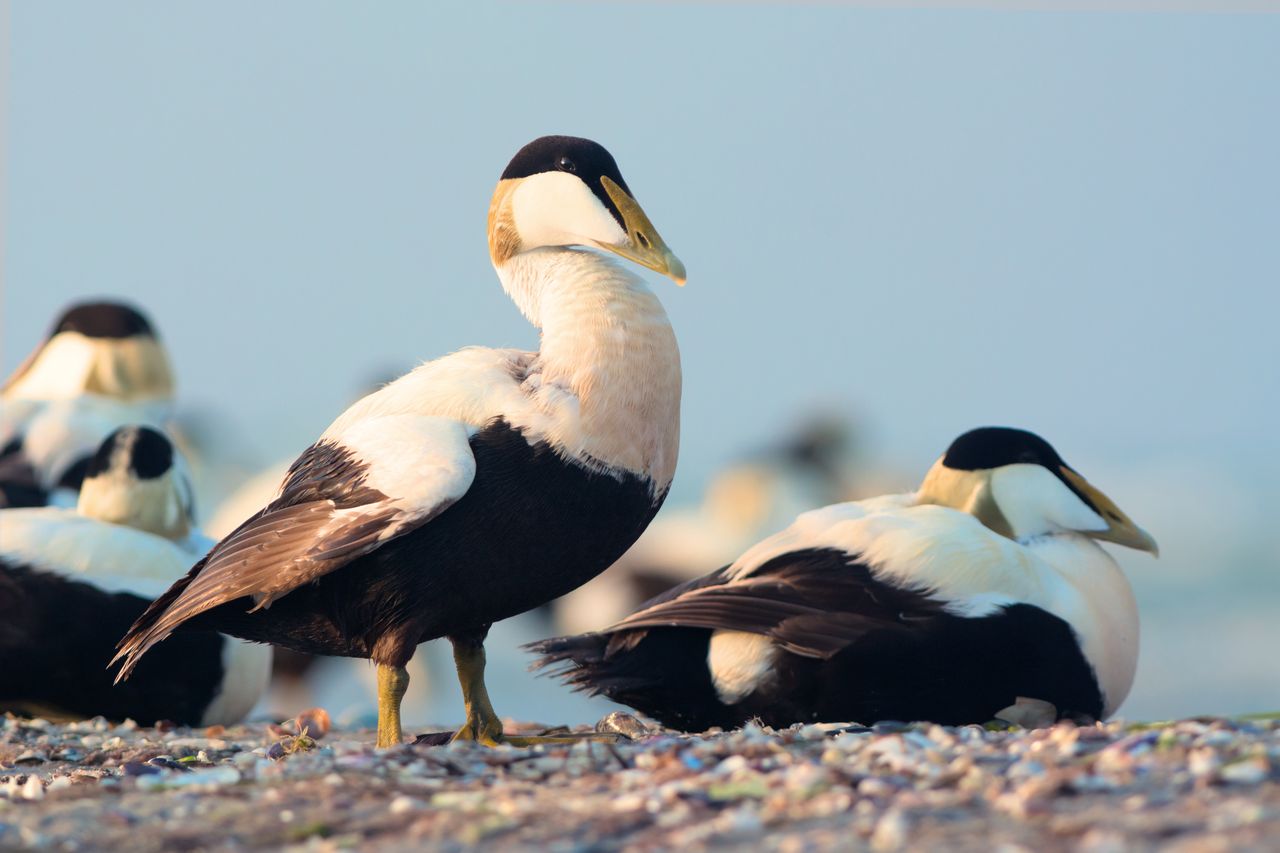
[0, 426, 271, 726]
[529, 427, 1158, 731]
[1, 301, 174, 508]
[114, 136, 686, 747]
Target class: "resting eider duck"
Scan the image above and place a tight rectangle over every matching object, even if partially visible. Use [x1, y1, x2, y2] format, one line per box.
[529, 427, 1158, 731]
[1, 301, 174, 508]
[0, 426, 270, 725]
[114, 136, 686, 747]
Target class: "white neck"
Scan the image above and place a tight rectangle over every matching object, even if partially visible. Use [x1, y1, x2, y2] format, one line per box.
[496, 247, 682, 492]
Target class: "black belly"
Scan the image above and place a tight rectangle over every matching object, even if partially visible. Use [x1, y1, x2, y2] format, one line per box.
[203, 421, 665, 663]
[566, 604, 1103, 731]
[755, 604, 1104, 727]
[0, 560, 227, 725]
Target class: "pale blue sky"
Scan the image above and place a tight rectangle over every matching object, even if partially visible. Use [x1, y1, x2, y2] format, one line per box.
[4, 3, 1278, 716]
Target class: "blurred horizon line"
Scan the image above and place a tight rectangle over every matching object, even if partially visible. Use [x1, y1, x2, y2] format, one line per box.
[661, 0, 1280, 12]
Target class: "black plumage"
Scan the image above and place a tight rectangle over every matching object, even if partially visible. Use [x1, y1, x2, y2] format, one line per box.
[529, 548, 1103, 731]
[0, 438, 45, 508]
[0, 560, 228, 725]
[120, 419, 663, 672]
[51, 302, 156, 340]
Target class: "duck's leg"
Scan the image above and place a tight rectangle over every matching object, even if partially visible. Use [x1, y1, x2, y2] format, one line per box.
[376, 663, 410, 748]
[449, 629, 504, 747]
[448, 627, 621, 748]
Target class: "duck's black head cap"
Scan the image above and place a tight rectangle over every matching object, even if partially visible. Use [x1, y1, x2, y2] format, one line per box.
[942, 427, 1067, 473]
[53, 301, 156, 340]
[501, 136, 633, 229]
[85, 426, 174, 481]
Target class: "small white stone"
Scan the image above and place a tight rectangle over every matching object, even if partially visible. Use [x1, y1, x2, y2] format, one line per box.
[611, 794, 646, 812]
[870, 809, 908, 851]
[1076, 828, 1128, 853]
[1219, 758, 1268, 785]
[1188, 747, 1221, 779]
[858, 777, 897, 798]
[389, 795, 421, 815]
[21, 777, 45, 801]
[232, 752, 262, 770]
[713, 806, 763, 838]
[714, 755, 749, 776]
[784, 763, 829, 794]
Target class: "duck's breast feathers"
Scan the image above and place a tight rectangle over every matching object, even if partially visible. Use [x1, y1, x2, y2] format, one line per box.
[0, 508, 204, 599]
[113, 413, 479, 677]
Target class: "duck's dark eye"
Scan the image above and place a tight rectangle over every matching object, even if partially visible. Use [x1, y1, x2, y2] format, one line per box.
[557, 156, 577, 173]
[1018, 450, 1039, 464]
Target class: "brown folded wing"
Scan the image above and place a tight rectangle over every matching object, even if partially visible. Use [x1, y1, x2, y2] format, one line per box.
[606, 548, 947, 660]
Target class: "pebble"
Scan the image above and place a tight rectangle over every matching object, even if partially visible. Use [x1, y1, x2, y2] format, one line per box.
[870, 808, 909, 850]
[0, 712, 1273, 848]
[596, 711, 653, 740]
[388, 795, 422, 814]
[121, 762, 161, 778]
[1219, 757, 1269, 785]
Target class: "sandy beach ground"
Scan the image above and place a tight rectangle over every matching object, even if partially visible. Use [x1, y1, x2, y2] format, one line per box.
[1, 713, 1276, 851]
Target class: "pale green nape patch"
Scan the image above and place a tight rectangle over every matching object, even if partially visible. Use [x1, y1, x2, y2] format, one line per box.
[914, 462, 1014, 540]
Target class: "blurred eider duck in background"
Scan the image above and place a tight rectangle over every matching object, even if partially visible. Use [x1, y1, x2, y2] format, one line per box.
[1, 301, 175, 508]
[530, 427, 1158, 731]
[554, 414, 860, 635]
[0, 426, 271, 726]
[113, 135, 686, 748]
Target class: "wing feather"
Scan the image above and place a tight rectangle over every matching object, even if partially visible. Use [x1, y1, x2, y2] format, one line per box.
[605, 548, 946, 660]
[113, 414, 476, 679]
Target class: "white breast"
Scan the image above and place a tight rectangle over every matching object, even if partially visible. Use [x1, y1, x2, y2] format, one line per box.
[1021, 536, 1140, 717]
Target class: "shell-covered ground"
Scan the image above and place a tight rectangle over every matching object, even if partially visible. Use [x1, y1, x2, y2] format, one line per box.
[0, 712, 1276, 851]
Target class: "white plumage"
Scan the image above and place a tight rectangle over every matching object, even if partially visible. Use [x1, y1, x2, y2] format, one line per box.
[0, 426, 271, 726]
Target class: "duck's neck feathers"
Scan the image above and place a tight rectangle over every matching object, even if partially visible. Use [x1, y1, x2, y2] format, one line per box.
[496, 247, 681, 493]
[324, 247, 681, 496]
